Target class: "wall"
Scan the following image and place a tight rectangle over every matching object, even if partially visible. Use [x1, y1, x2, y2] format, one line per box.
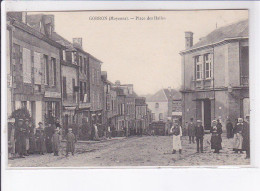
[147, 101, 168, 122]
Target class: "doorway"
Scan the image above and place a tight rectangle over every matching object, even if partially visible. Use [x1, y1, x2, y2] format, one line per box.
[203, 99, 211, 130]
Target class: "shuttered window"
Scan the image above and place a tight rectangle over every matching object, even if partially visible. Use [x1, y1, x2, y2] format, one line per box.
[22, 47, 32, 83]
[63, 76, 67, 99]
[44, 55, 49, 85]
[72, 78, 75, 101]
[51, 58, 56, 86]
[34, 52, 42, 84]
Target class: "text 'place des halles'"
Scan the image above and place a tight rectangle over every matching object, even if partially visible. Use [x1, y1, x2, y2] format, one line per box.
[6, 11, 250, 167]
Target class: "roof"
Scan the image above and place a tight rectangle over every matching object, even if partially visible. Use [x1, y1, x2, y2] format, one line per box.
[183, 19, 248, 53]
[51, 32, 76, 51]
[146, 89, 181, 102]
[135, 97, 146, 106]
[163, 89, 182, 100]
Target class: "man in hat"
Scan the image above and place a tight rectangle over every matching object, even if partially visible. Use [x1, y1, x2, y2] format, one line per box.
[52, 128, 60, 156]
[66, 128, 76, 156]
[187, 118, 195, 144]
[242, 115, 250, 159]
[195, 120, 205, 153]
[233, 118, 244, 153]
[15, 118, 26, 158]
[35, 122, 45, 155]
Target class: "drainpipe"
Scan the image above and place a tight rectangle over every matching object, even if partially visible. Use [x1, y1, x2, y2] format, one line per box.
[213, 46, 216, 119]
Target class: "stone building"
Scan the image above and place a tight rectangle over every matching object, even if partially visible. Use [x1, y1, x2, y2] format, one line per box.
[146, 88, 181, 122]
[8, 12, 63, 125]
[135, 97, 148, 131]
[180, 19, 249, 130]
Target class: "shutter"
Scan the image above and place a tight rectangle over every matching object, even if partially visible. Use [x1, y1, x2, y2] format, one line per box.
[63, 76, 67, 99]
[53, 59, 57, 86]
[72, 78, 75, 101]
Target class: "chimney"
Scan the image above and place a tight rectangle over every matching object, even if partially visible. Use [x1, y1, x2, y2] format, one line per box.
[115, 80, 121, 86]
[73, 38, 83, 48]
[185, 31, 193, 49]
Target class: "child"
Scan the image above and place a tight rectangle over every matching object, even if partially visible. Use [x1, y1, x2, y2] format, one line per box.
[66, 128, 76, 156]
[52, 129, 60, 156]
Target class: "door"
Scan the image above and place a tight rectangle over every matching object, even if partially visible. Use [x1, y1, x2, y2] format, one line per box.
[31, 101, 36, 126]
[203, 99, 211, 130]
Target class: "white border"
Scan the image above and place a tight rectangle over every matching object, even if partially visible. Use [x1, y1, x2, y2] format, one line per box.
[2, 1, 260, 191]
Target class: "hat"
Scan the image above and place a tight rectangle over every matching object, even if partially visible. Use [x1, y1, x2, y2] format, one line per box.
[197, 120, 202, 123]
[55, 128, 59, 131]
[245, 114, 250, 118]
[18, 118, 24, 121]
[38, 122, 43, 125]
[8, 118, 15, 123]
[68, 128, 72, 131]
[238, 118, 243, 122]
[212, 120, 217, 123]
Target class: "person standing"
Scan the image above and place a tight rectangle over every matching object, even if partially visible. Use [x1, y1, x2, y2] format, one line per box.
[35, 122, 45, 155]
[195, 120, 204, 153]
[187, 118, 195, 144]
[52, 129, 60, 156]
[45, 123, 55, 153]
[8, 118, 16, 160]
[170, 120, 182, 154]
[94, 124, 99, 140]
[107, 124, 112, 139]
[233, 118, 244, 154]
[66, 128, 76, 156]
[24, 118, 30, 156]
[28, 121, 36, 154]
[15, 118, 27, 158]
[226, 118, 234, 139]
[242, 115, 250, 159]
[210, 120, 222, 153]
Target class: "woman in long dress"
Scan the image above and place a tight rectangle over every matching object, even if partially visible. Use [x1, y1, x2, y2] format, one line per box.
[210, 120, 222, 153]
[170, 120, 182, 154]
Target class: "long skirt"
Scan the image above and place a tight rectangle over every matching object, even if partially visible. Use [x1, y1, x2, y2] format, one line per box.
[233, 133, 243, 150]
[66, 142, 75, 153]
[172, 135, 182, 150]
[211, 134, 222, 150]
[26, 138, 29, 151]
[29, 136, 36, 153]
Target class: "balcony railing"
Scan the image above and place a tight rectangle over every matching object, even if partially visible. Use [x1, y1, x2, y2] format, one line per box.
[241, 76, 249, 86]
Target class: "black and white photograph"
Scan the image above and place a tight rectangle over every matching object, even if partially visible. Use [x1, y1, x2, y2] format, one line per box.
[4, 9, 251, 167]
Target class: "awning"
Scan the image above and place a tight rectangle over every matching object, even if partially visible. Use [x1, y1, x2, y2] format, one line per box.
[172, 112, 182, 116]
[64, 106, 76, 111]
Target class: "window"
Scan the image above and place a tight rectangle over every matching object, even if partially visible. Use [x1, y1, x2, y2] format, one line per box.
[72, 78, 75, 101]
[44, 55, 49, 85]
[204, 54, 212, 79]
[63, 50, 66, 61]
[80, 81, 83, 101]
[51, 58, 56, 86]
[72, 52, 75, 63]
[195, 56, 203, 80]
[155, 103, 159, 108]
[159, 113, 163, 120]
[21, 101, 27, 109]
[34, 52, 41, 85]
[79, 56, 83, 73]
[62, 76, 67, 99]
[22, 48, 32, 83]
[152, 113, 155, 120]
[84, 58, 87, 74]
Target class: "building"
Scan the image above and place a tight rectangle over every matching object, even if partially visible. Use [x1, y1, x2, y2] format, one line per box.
[180, 19, 249, 130]
[50, 32, 80, 130]
[114, 87, 126, 136]
[8, 12, 63, 126]
[146, 88, 182, 122]
[135, 97, 148, 131]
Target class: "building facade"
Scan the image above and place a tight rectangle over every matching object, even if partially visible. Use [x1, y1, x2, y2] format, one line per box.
[135, 97, 148, 131]
[147, 88, 182, 122]
[180, 20, 249, 130]
[8, 12, 63, 126]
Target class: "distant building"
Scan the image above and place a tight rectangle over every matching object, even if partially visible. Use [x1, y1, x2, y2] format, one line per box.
[180, 19, 249, 130]
[146, 88, 182, 122]
[135, 97, 148, 130]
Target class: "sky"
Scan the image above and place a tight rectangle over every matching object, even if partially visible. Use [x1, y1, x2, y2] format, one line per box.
[30, 10, 248, 95]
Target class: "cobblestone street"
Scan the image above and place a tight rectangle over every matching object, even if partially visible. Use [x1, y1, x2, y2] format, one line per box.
[9, 134, 250, 167]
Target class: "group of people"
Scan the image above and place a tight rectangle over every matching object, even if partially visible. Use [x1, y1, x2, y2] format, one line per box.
[170, 115, 250, 159]
[8, 117, 77, 159]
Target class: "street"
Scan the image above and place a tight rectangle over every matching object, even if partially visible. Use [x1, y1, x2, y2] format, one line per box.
[8, 134, 250, 167]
